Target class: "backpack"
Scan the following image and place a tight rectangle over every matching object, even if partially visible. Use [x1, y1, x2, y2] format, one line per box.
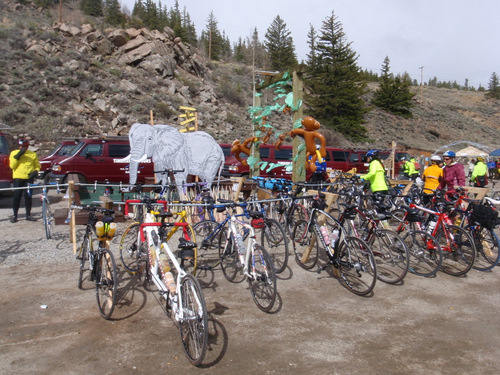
[476, 174, 488, 187]
[414, 161, 421, 171]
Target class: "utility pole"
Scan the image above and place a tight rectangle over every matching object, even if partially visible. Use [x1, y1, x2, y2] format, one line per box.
[419, 66, 424, 102]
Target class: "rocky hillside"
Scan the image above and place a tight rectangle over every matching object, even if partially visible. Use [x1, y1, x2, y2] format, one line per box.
[1, 0, 499, 156]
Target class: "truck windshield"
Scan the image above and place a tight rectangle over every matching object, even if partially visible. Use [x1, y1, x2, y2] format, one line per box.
[0, 137, 9, 155]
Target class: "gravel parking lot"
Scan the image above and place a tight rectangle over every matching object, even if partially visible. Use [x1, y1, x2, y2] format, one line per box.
[1, 189, 500, 375]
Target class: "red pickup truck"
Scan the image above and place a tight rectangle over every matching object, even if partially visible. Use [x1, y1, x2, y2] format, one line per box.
[0, 132, 13, 189]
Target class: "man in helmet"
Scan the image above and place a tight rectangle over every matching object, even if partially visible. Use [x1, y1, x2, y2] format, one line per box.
[422, 155, 444, 204]
[361, 150, 388, 195]
[438, 150, 465, 191]
[470, 156, 488, 187]
[9, 139, 40, 223]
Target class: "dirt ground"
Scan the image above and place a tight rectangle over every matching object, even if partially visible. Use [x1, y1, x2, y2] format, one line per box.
[1, 191, 500, 375]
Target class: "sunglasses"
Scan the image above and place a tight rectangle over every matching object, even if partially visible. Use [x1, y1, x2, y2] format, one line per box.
[444, 157, 451, 160]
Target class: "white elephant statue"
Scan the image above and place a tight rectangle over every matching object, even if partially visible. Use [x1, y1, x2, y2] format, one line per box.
[127, 123, 224, 193]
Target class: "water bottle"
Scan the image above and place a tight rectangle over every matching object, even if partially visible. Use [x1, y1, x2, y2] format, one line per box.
[95, 221, 105, 238]
[235, 233, 245, 253]
[149, 246, 157, 267]
[164, 271, 176, 295]
[107, 222, 117, 239]
[331, 229, 340, 247]
[426, 218, 437, 234]
[320, 225, 330, 245]
[158, 252, 170, 274]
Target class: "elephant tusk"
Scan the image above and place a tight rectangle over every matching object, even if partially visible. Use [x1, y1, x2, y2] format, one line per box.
[115, 154, 131, 163]
[131, 154, 148, 163]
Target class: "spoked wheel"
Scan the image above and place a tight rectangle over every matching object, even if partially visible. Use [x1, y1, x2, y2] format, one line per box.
[42, 198, 54, 239]
[95, 248, 118, 320]
[292, 220, 319, 270]
[247, 245, 277, 313]
[287, 204, 309, 237]
[178, 273, 208, 366]
[402, 230, 443, 277]
[369, 229, 409, 284]
[192, 220, 222, 271]
[470, 226, 500, 271]
[337, 236, 377, 296]
[260, 218, 289, 274]
[219, 229, 241, 282]
[77, 230, 93, 289]
[436, 224, 476, 276]
[119, 222, 142, 274]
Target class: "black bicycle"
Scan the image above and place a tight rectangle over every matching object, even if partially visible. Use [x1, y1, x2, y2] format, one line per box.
[74, 205, 118, 320]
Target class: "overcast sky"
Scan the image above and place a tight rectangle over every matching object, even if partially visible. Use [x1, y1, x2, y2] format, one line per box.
[121, 0, 499, 88]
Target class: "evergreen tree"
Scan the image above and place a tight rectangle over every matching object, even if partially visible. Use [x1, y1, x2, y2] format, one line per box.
[181, 7, 198, 46]
[264, 15, 297, 71]
[202, 11, 223, 60]
[305, 11, 368, 142]
[81, 0, 103, 17]
[372, 56, 415, 118]
[234, 37, 246, 63]
[486, 72, 500, 99]
[245, 28, 269, 69]
[306, 24, 318, 69]
[104, 0, 125, 26]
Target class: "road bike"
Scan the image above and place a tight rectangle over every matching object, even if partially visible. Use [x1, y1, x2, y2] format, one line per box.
[217, 199, 277, 312]
[291, 194, 377, 296]
[40, 183, 61, 239]
[73, 205, 118, 320]
[138, 211, 208, 365]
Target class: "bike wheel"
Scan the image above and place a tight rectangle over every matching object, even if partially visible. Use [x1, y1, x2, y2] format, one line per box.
[248, 244, 277, 312]
[401, 230, 443, 277]
[193, 220, 222, 270]
[387, 209, 408, 233]
[436, 224, 476, 276]
[287, 203, 309, 237]
[77, 229, 93, 289]
[260, 218, 289, 274]
[470, 226, 500, 271]
[337, 236, 377, 296]
[95, 247, 118, 320]
[178, 273, 208, 366]
[291, 219, 319, 270]
[42, 198, 54, 239]
[369, 229, 409, 284]
[119, 222, 142, 274]
[219, 228, 240, 282]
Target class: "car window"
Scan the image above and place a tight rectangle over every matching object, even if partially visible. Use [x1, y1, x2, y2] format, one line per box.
[57, 144, 78, 156]
[332, 151, 349, 161]
[109, 144, 130, 157]
[350, 153, 359, 162]
[260, 147, 270, 159]
[81, 144, 103, 157]
[396, 152, 411, 162]
[0, 136, 9, 155]
[274, 148, 292, 160]
[220, 145, 231, 157]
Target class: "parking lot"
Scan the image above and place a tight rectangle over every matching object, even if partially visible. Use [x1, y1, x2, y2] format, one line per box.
[1, 191, 500, 374]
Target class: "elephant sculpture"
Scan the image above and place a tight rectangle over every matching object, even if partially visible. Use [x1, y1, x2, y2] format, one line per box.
[127, 123, 224, 193]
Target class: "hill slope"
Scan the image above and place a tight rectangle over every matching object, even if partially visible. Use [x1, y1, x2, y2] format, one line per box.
[1, 0, 499, 155]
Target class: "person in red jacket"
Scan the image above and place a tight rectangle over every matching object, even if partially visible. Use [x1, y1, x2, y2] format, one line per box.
[438, 150, 465, 191]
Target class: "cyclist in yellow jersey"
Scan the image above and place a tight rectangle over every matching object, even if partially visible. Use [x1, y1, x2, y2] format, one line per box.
[422, 155, 444, 204]
[361, 150, 388, 194]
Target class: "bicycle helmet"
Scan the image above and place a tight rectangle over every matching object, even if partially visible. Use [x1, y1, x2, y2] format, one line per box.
[477, 156, 485, 162]
[366, 149, 379, 158]
[442, 150, 456, 158]
[18, 139, 29, 147]
[430, 154, 442, 162]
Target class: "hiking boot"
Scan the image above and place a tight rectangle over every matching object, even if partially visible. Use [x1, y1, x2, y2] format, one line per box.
[26, 216, 37, 221]
[10, 216, 18, 223]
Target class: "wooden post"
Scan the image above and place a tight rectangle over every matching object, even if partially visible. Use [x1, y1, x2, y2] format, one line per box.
[68, 180, 77, 254]
[250, 90, 261, 178]
[292, 70, 305, 183]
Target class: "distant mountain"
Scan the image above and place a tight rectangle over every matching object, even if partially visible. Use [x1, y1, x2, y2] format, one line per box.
[1, 0, 499, 156]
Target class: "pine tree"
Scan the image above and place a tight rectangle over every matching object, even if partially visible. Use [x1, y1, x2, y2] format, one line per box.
[104, 0, 125, 26]
[306, 24, 318, 69]
[372, 56, 415, 118]
[202, 11, 223, 60]
[81, 0, 103, 17]
[264, 15, 297, 71]
[305, 11, 368, 142]
[486, 72, 500, 99]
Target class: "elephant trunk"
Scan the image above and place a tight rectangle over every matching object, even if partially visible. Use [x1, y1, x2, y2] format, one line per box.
[128, 139, 147, 185]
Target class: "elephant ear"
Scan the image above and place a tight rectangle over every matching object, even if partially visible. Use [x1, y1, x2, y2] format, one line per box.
[155, 125, 184, 154]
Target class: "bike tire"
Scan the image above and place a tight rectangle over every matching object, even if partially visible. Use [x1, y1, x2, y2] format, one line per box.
[292, 219, 319, 270]
[192, 220, 222, 270]
[436, 224, 476, 276]
[369, 229, 410, 284]
[260, 218, 289, 274]
[119, 222, 142, 274]
[178, 273, 208, 366]
[42, 198, 54, 239]
[470, 226, 500, 271]
[337, 236, 377, 296]
[77, 228, 93, 289]
[219, 228, 240, 282]
[95, 247, 118, 320]
[248, 244, 277, 313]
[401, 230, 443, 277]
[287, 203, 309, 237]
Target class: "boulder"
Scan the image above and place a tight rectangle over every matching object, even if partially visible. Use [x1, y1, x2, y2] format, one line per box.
[118, 43, 153, 65]
[26, 44, 47, 56]
[107, 29, 128, 48]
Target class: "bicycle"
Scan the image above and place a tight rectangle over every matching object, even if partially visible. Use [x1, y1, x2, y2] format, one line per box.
[40, 183, 60, 239]
[217, 199, 278, 312]
[291, 194, 377, 296]
[138, 212, 208, 365]
[73, 204, 118, 320]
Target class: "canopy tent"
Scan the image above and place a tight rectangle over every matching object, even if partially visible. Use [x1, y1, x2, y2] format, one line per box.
[490, 148, 500, 156]
[455, 146, 488, 157]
